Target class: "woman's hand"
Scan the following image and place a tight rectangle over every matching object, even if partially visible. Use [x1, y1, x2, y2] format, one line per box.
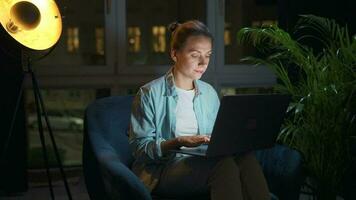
[161, 135, 210, 155]
[176, 135, 210, 147]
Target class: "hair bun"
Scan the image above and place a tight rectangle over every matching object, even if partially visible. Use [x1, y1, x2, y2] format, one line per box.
[168, 22, 180, 33]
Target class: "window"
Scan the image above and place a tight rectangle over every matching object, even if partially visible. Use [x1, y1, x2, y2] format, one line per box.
[36, 0, 106, 67]
[25, 89, 107, 167]
[126, 0, 207, 65]
[225, 0, 278, 64]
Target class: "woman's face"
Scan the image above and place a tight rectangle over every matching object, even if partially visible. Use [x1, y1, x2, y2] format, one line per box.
[171, 35, 212, 81]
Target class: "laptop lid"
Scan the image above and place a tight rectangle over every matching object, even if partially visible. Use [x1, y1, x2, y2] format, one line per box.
[205, 94, 290, 157]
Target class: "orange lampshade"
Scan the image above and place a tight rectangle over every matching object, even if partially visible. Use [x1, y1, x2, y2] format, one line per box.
[0, 0, 62, 50]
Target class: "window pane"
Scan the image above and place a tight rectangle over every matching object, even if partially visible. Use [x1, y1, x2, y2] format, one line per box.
[225, 0, 278, 64]
[127, 0, 206, 65]
[36, 0, 106, 66]
[26, 89, 108, 168]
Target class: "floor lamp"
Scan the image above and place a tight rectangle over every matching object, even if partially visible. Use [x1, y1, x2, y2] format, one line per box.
[0, 0, 72, 199]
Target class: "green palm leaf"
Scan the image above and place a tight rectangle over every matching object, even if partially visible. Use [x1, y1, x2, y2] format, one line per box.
[237, 15, 355, 199]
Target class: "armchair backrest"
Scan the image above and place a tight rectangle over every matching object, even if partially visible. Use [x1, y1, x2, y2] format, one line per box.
[85, 95, 135, 166]
[83, 95, 136, 200]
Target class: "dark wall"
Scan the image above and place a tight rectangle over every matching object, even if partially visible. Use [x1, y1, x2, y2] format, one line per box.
[278, 0, 355, 34]
[277, 0, 355, 83]
[0, 27, 28, 194]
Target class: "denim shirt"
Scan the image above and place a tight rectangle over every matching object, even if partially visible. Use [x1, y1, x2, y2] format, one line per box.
[128, 69, 220, 190]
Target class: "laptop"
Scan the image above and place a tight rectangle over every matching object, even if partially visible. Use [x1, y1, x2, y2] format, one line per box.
[170, 94, 290, 157]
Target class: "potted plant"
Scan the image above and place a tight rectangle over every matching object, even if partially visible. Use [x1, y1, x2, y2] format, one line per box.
[237, 15, 355, 199]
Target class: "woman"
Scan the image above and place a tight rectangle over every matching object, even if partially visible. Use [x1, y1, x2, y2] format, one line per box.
[129, 20, 270, 200]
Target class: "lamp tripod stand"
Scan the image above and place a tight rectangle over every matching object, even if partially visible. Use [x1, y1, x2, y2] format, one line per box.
[2, 53, 72, 200]
[1, 0, 72, 198]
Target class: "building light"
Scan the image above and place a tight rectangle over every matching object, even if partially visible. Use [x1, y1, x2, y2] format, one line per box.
[224, 23, 232, 46]
[128, 26, 141, 53]
[67, 27, 79, 53]
[152, 26, 166, 53]
[95, 27, 105, 55]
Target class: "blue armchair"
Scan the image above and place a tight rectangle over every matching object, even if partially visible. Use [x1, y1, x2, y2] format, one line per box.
[83, 95, 304, 200]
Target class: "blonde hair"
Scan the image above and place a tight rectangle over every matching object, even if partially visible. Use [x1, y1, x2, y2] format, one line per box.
[168, 20, 213, 52]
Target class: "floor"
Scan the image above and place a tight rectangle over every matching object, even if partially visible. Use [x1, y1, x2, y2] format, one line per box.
[0, 172, 345, 200]
[0, 179, 89, 200]
[0, 168, 90, 200]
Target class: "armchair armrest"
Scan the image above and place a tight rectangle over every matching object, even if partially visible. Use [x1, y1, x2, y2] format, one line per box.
[83, 127, 151, 200]
[97, 151, 152, 200]
[256, 144, 305, 200]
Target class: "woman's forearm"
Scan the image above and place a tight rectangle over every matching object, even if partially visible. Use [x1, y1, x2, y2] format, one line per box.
[161, 138, 181, 155]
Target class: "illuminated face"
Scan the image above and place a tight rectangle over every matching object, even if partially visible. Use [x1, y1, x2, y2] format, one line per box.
[171, 35, 212, 81]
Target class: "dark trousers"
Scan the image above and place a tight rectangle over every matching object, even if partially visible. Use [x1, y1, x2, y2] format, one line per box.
[153, 152, 270, 200]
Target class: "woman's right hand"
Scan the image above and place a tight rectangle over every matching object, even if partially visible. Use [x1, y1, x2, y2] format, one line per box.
[176, 135, 210, 147]
[161, 135, 210, 155]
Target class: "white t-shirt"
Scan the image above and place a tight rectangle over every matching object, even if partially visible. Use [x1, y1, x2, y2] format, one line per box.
[175, 87, 198, 137]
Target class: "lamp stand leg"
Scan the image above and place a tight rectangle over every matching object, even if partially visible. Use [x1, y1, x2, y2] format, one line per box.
[28, 63, 73, 200]
[30, 70, 55, 199]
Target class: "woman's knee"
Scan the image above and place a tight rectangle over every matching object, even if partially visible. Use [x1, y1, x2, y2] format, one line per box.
[213, 156, 239, 176]
[208, 156, 240, 188]
[236, 152, 259, 167]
